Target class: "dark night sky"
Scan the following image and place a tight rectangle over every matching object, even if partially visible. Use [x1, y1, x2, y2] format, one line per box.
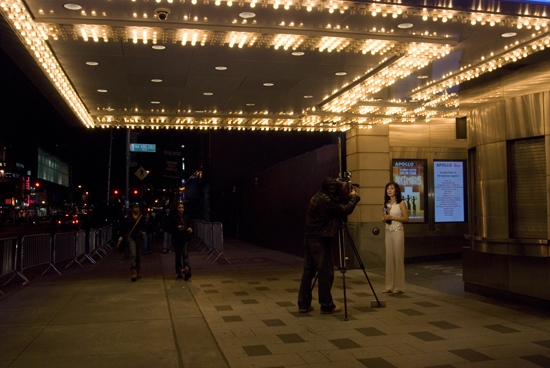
[0, 46, 337, 203]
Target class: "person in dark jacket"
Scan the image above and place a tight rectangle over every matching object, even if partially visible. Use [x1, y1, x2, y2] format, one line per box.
[298, 177, 360, 314]
[170, 201, 193, 280]
[142, 212, 156, 255]
[117, 203, 146, 281]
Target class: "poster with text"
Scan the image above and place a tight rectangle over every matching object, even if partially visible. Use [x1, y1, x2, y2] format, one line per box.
[392, 159, 426, 223]
[434, 160, 466, 222]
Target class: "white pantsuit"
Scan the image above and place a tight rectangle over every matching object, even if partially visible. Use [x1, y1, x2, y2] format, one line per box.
[385, 203, 405, 292]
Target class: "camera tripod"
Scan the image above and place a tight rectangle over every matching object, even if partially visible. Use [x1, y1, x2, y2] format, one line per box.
[313, 221, 382, 320]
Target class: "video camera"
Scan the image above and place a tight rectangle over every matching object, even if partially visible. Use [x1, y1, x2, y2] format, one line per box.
[327, 172, 360, 202]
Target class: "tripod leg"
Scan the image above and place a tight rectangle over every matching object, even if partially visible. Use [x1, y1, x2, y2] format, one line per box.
[343, 224, 382, 308]
[311, 273, 317, 291]
[338, 225, 349, 320]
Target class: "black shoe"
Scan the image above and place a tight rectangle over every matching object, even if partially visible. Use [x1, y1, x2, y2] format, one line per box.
[184, 266, 192, 281]
[299, 306, 314, 313]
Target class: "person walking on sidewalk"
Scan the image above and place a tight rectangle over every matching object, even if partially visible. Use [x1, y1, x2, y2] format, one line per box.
[170, 201, 193, 280]
[298, 177, 360, 314]
[117, 203, 146, 282]
[159, 207, 173, 253]
[142, 212, 156, 255]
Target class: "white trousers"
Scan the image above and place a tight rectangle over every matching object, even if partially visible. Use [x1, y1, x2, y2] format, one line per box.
[385, 229, 405, 291]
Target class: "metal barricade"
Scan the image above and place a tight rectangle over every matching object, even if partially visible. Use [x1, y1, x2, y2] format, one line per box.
[53, 232, 81, 270]
[88, 229, 103, 260]
[207, 222, 231, 265]
[201, 222, 214, 259]
[102, 226, 114, 251]
[1, 237, 19, 292]
[19, 233, 60, 280]
[76, 230, 95, 265]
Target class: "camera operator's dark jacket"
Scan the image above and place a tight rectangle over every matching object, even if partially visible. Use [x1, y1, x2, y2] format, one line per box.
[304, 190, 360, 239]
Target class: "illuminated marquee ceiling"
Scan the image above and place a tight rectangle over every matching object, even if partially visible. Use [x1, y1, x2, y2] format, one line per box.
[2, 0, 550, 132]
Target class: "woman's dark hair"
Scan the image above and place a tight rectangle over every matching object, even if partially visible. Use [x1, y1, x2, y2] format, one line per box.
[384, 181, 403, 204]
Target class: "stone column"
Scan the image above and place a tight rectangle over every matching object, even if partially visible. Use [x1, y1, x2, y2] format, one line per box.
[345, 124, 390, 269]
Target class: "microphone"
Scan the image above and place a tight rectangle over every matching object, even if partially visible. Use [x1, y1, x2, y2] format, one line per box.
[383, 205, 391, 224]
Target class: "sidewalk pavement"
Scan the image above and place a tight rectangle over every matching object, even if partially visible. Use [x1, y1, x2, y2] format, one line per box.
[1, 238, 550, 368]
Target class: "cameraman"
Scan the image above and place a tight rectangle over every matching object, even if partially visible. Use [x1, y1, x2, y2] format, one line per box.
[298, 177, 361, 314]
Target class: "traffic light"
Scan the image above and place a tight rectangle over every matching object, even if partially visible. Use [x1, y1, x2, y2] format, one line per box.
[113, 189, 119, 195]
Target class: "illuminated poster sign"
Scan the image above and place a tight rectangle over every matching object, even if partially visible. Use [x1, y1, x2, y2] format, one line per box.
[434, 160, 467, 223]
[392, 159, 427, 223]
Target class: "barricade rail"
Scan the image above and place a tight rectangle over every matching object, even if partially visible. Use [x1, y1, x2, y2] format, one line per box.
[0, 225, 115, 289]
[191, 220, 230, 265]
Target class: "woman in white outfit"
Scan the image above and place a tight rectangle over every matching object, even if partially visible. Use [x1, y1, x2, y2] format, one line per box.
[382, 182, 409, 294]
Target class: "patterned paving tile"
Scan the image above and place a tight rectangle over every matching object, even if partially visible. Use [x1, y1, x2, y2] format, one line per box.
[410, 331, 445, 341]
[356, 327, 386, 337]
[265, 277, 279, 281]
[521, 355, 550, 367]
[200, 283, 214, 287]
[415, 301, 440, 308]
[215, 305, 233, 311]
[352, 292, 372, 297]
[285, 288, 299, 293]
[263, 319, 286, 327]
[221, 280, 234, 283]
[242, 299, 259, 305]
[255, 286, 270, 291]
[483, 324, 520, 333]
[233, 291, 249, 296]
[429, 321, 461, 330]
[247, 281, 261, 285]
[329, 338, 361, 349]
[534, 340, 550, 349]
[204, 289, 219, 294]
[243, 345, 272, 356]
[277, 333, 306, 343]
[276, 301, 294, 307]
[335, 297, 355, 303]
[222, 315, 243, 322]
[353, 306, 380, 313]
[398, 308, 425, 316]
[357, 357, 397, 367]
[449, 348, 493, 362]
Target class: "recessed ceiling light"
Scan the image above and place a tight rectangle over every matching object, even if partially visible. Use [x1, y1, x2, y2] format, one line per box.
[239, 12, 256, 18]
[63, 3, 82, 10]
[215, 66, 227, 70]
[152, 45, 166, 50]
[303, 95, 313, 99]
[97, 89, 108, 93]
[502, 32, 517, 38]
[246, 103, 255, 106]
[263, 83, 274, 86]
[151, 101, 160, 104]
[151, 78, 163, 83]
[106, 107, 114, 111]
[203, 92, 213, 96]
[85, 61, 98, 66]
[417, 75, 428, 79]
[335, 72, 347, 76]
[398, 23, 414, 29]
[195, 110, 204, 113]
[292, 51, 305, 56]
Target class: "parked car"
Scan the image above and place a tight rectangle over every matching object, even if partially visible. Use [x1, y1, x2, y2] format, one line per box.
[50, 213, 83, 231]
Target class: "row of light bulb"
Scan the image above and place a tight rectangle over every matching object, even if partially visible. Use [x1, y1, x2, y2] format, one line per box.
[412, 32, 550, 100]
[1, 0, 95, 128]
